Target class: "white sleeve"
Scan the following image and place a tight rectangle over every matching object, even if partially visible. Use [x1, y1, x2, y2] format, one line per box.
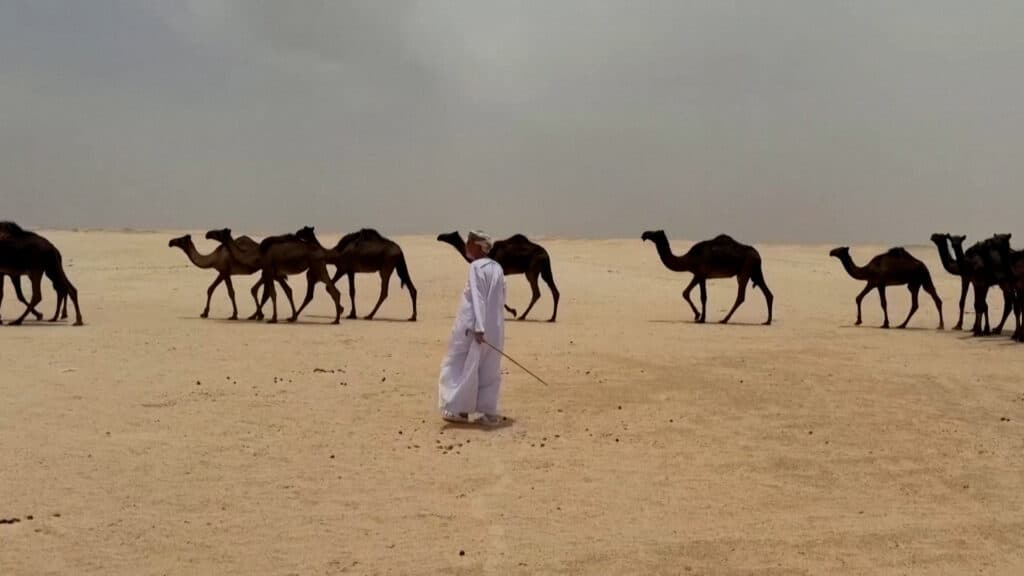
[469, 264, 488, 334]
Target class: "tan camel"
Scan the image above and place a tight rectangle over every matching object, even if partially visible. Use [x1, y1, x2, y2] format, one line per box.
[436, 231, 559, 322]
[204, 229, 296, 321]
[168, 234, 288, 320]
[829, 247, 943, 329]
[641, 231, 773, 325]
[297, 228, 417, 321]
[252, 227, 343, 324]
[0, 222, 83, 325]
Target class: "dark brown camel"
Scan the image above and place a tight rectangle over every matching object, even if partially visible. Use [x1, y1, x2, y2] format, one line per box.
[437, 231, 559, 322]
[297, 228, 417, 321]
[954, 234, 1015, 336]
[829, 247, 943, 329]
[204, 229, 296, 321]
[251, 227, 343, 324]
[169, 234, 285, 320]
[0, 223, 67, 322]
[930, 233, 971, 330]
[641, 231, 773, 325]
[0, 222, 83, 325]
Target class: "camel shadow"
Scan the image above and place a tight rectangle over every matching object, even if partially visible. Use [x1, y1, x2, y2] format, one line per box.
[440, 416, 516, 432]
[0, 321, 70, 328]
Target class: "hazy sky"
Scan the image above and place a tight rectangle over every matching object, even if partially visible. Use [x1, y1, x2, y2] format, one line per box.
[2, 1, 1022, 243]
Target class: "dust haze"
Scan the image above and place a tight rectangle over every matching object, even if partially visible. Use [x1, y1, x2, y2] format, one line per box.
[2, 1, 1022, 244]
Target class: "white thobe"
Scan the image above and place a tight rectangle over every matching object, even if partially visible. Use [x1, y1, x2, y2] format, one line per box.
[438, 258, 507, 415]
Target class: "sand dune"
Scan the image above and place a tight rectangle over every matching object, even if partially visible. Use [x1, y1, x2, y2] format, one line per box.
[1, 231, 1022, 575]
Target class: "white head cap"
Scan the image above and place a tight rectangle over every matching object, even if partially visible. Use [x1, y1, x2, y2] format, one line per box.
[467, 230, 493, 254]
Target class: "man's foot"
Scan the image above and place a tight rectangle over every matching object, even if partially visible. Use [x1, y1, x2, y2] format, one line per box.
[441, 411, 469, 423]
[476, 414, 503, 427]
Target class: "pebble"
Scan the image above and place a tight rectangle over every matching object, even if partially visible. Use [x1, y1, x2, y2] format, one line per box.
[459, 550, 466, 557]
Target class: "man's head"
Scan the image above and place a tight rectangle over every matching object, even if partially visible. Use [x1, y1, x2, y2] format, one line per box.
[465, 230, 493, 261]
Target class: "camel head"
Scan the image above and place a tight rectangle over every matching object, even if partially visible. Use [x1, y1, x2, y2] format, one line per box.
[828, 247, 850, 259]
[436, 231, 462, 245]
[641, 230, 667, 244]
[948, 234, 967, 248]
[929, 233, 950, 244]
[205, 228, 232, 244]
[295, 226, 317, 243]
[168, 234, 192, 249]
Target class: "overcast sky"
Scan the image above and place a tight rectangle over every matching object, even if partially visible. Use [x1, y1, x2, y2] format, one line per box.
[2, 1, 1022, 243]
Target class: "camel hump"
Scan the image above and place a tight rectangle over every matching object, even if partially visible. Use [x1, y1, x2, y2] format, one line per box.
[0, 221, 27, 236]
[337, 228, 385, 250]
[259, 234, 299, 252]
[712, 234, 736, 243]
[887, 247, 910, 257]
[505, 233, 532, 244]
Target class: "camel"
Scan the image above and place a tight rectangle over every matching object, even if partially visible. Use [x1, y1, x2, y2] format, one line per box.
[437, 231, 560, 322]
[296, 228, 417, 321]
[930, 233, 971, 330]
[641, 231, 773, 325]
[251, 227, 343, 324]
[168, 234, 287, 320]
[829, 247, 943, 329]
[0, 222, 83, 325]
[955, 234, 1015, 336]
[0, 223, 67, 322]
[204, 229, 296, 321]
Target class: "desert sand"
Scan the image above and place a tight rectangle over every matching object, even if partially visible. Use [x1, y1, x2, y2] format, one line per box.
[1, 231, 1022, 575]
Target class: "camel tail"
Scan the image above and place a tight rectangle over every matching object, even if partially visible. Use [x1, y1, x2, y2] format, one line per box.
[396, 253, 413, 291]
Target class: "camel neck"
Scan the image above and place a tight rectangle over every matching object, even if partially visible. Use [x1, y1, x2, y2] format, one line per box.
[932, 240, 960, 275]
[836, 254, 868, 280]
[446, 238, 471, 263]
[653, 240, 690, 272]
[179, 242, 218, 269]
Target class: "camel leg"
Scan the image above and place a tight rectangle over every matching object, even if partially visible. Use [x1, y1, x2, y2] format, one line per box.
[971, 284, 990, 336]
[878, 286, 890, 328]
[202, 275, 224, 319]
[312, 265, 343, 324]
[277, 277, 296, 318]
[224, 276, 239, 320]
[248, 279, 264, 320]
[898, 284, 920, 329]
[365, 269, 392, 320]
[720, 276, 749, 324]
[752, 267, 773, 325]
[540, 262, 559, 322]
[292, 272, 319, 322]
[518, 270, 542, 321]
[698, 280, 708, 323]
[261, 275, 278, 324]
[0, 275, 5, 323]
[993, 286, 1013, 335]
[11, 273, 44, 326]
[854, 284, 872, 326]
[49, 286, 66, 322]
[924, 281, 944, 330]
[406, 281, 418, 322]
[11, 276, 42, 321]
[954, 276, 969, 331]
[347, 273, 358, 319]
[681, 277, 701, 321]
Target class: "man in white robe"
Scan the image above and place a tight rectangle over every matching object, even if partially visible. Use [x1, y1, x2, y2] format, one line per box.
[438, 230, 507, 426]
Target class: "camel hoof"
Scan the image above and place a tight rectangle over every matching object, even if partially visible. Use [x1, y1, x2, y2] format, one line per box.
[347, 313, 357, 320]
[200, 312, 209, 319]
[363, 315, 375, 320]
[267, 319, 278, 324]
[73, 320, 83, 326]
[547, 318, 556, 323]
[409, 317, 417, 322]
[286, 317, 298, 323]
[228, 315, 239, 321]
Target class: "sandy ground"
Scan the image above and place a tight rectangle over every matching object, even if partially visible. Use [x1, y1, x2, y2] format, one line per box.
[1, 231, 1022, 575]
